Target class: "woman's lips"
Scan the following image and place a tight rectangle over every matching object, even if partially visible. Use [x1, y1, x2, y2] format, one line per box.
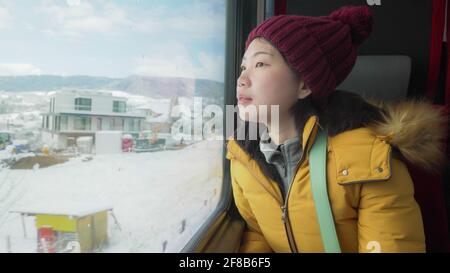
[237, 95, 253, 105]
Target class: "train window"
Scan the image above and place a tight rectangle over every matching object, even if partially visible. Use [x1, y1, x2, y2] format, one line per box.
[0, 0, 226, 253]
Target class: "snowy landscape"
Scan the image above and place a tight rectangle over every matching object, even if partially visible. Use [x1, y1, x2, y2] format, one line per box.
[0, 137, 223, 253]
[0, 87, 225, 253]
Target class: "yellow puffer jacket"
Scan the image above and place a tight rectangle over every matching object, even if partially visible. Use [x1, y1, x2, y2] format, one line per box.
[226, 101, 447, 253]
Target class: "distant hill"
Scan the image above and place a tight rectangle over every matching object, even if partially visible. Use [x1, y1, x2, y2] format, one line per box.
[0, 75, 224, 103]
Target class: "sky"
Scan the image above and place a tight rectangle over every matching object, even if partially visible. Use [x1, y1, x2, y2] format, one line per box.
[0, 0, 226, 82]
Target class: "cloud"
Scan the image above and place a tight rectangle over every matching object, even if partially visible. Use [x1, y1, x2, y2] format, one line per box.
[0, 5, 12, 29]
[134, 44, 197, 79]
[134, 3, 225, 39]
[197, 52, 225, 82]
[133, 43, 224, 82]
[14, 1, 226, 79]
[37, 0, 131, 38]
[0, 63, 43, 76]
[65, 2, 129, 33]
[36, 0, 225, 40]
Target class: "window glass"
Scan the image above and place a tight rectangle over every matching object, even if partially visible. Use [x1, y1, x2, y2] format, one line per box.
[75, 98, 92, 111]
[73, 116, 91, 131]
[113, 101, 126, 113]
[0, 0, 226, 253]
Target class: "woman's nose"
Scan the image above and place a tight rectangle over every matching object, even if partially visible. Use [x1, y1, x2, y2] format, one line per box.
[237, 73, 249, 88]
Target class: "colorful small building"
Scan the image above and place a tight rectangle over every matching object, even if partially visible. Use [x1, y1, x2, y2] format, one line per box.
[11, 205, 117, 253]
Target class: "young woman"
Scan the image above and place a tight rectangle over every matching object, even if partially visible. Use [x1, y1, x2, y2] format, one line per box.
[226, 6, 447, 253]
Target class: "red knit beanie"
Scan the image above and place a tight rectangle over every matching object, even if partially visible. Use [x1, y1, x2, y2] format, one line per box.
[245, 6, 373, 103]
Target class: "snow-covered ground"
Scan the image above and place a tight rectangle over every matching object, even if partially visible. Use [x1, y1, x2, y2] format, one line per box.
[0, 139, 224, 253]
[0, 89, 225, 252]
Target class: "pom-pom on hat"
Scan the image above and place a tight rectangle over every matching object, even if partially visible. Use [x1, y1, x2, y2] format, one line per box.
[245, 6, 373, 103]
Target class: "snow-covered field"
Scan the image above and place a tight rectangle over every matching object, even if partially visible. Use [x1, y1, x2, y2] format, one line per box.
[0, 139, 224, 253]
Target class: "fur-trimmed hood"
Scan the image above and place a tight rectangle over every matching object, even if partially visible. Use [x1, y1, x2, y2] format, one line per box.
[318, 90, 448, 172]
[368, 100, 448, 172]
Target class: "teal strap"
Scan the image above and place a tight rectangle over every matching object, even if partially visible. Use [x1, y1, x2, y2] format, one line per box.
[309, 128, 341, 253]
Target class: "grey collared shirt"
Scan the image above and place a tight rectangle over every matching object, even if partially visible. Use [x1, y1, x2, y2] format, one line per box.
[259, 129, 303, 197]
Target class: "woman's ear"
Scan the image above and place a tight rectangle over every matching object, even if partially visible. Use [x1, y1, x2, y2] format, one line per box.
[298, 80, 312, 99]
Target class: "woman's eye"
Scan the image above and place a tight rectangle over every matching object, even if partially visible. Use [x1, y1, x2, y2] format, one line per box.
[240, 66, 246, 71]
[255, 62, 265, 68]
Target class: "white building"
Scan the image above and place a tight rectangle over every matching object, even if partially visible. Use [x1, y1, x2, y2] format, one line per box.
[41, 90, 145, 150]
[136, 97, 175, 134]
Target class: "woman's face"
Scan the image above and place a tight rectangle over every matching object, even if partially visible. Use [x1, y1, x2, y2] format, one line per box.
[237, 38, 308, 124]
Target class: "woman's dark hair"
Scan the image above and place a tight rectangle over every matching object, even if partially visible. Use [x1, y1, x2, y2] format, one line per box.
[231, 90, 385, 186]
